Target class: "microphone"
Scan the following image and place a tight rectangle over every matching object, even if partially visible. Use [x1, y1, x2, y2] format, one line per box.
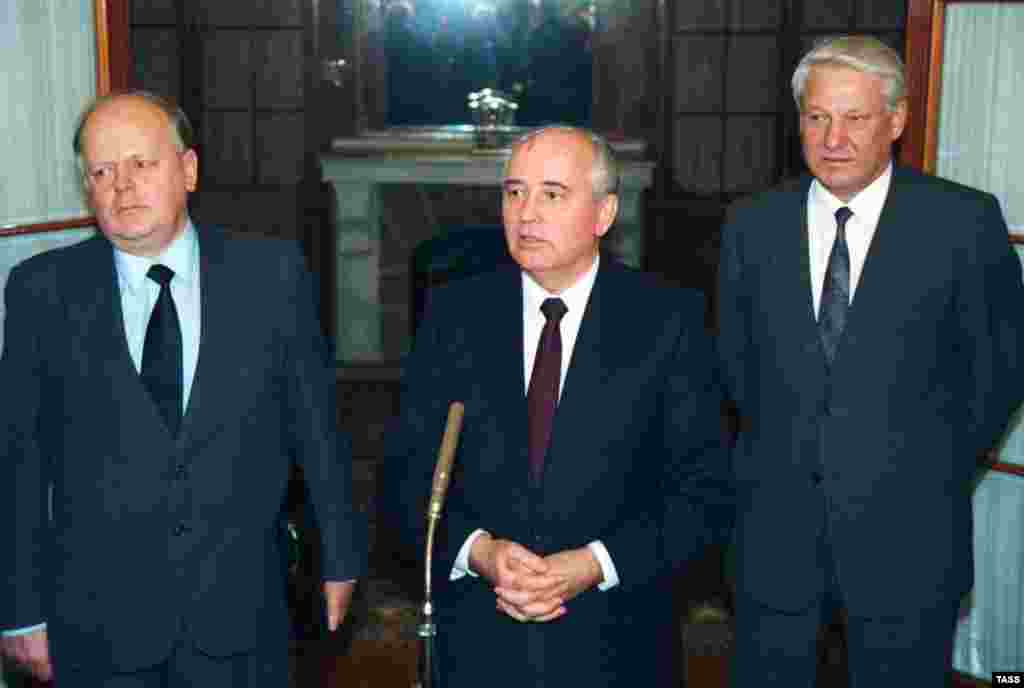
[428, 401, 465, 523]
[419, 401, 465, 688]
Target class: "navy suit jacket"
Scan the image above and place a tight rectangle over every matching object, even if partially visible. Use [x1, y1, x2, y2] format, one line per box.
[384, 258, 733, 688]
[0, 226, 365, 676]
[717, 167, 1024, 615]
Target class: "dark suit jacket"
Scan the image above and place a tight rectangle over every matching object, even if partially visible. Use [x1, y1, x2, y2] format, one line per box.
[384, 258, 733, 688]
[0, 226, 365, 676]
[717, 167, 1024, 616]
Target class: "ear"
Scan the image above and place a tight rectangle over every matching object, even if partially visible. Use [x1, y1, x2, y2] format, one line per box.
[889, 98, 908, 142]
[182, 148, 199, 192]
[594, 193, 618, 238]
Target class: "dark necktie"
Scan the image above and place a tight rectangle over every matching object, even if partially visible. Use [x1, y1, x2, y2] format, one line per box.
[819, 206, 853, 366]
[527, 297, 567, 483]
[141, 264, 183, 436]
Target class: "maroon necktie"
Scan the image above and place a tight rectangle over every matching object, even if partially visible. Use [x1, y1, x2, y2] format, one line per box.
[527, 297, 568, 483]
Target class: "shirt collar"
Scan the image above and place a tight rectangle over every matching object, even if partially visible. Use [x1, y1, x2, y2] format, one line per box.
[522, 253, 601, 317]
[114, 219, 199, 296]
[810, 162, 893, 227]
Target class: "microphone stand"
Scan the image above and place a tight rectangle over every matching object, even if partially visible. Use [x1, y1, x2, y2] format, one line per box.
[418, 401, 464, 688]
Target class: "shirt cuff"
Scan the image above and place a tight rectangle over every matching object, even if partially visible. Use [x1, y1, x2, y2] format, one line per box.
[451, 529, 489, 581]
[588, 540, 619, 591]
[2, 623, 46, 637]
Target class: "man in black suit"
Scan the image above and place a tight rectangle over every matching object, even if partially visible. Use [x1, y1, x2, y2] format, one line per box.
[0, 91, 364, 686]
[385, 126, 733, 687]
[717, 36, 1024, 687]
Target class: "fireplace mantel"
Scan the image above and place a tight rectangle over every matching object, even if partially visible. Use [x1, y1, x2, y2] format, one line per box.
[319, 128, 655, 364]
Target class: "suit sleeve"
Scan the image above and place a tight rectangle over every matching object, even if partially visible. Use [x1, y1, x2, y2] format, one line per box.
[279, 246, 366, 582]
[0, 262, 51, 631]
[716, 203, 750, 413]
[600, 292, 734, 590]
[380, 288, 477, 581]
[959, 193, 1024, 454]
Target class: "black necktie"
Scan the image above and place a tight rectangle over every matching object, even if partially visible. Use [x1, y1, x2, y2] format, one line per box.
[141, 264, 183, 436]
[819, 206, 853, 366]
[527, 297, 567, 483]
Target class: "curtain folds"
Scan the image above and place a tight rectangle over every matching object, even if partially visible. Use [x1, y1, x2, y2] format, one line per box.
[936, 4, 1024, 234]
[0, 0, 95, 229]
[938, 4, 1024, 679]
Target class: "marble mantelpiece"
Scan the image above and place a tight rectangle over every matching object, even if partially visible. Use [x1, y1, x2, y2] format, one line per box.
[319, 128, 655, 365]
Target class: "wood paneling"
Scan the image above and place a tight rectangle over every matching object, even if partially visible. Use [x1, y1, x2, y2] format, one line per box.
[131, 27, 181, 97]
[202, 31, 254, 109]
[726, 35, 781, 112]
[674, 36, 725, 112]
[857, 0, 908, 28]
[254, 30, 305, 108]
[801, 0, 855, 28]
[200, 111, 255, 183]
[900, 0, 944, 171]
[729, 0, 784, 29]
[724, 115, 778, 192]
[673, 116, 724, 192]
[255, 112, 306, 185]
[676, 0, 726, 30]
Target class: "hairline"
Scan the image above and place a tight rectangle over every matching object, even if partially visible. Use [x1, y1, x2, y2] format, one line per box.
[73, 90, 193, 174]
[791, 36, 906, 113]
[504, 125, 620, 200]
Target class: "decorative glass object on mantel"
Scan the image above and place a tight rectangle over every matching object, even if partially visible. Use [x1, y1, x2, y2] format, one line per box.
[467, 88, 518, 149]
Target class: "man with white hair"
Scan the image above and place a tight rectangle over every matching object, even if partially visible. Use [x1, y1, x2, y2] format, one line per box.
[717, 35, 1024, 686]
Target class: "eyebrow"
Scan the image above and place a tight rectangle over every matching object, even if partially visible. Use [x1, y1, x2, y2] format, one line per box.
[502, 179, 570, 192]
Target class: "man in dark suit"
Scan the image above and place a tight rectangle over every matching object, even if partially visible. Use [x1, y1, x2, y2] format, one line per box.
[717, 36, 1024, 687]
[0, 91, 365, 686]
[385, 126, 733, 687]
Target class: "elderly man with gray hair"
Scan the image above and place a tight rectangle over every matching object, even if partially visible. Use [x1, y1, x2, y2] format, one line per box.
[384, 125, 733, 687]
[717, 35, 1024, 686]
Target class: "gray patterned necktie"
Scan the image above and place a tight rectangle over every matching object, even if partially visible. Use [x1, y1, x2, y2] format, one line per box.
[819, 206, 853, 366]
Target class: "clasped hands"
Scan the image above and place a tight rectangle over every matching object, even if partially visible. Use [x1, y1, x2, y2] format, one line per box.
[469, 533, 603, 623]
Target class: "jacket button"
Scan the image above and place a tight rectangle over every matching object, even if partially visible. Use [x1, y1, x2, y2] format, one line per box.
[173, 522, 190, 536]
[174, 464, 189, 480]
[811, 472, 824, 486]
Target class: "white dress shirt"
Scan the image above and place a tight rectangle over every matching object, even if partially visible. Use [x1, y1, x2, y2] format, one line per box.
[450, 254, 621, 592]
[2, 222, 202, 638]
[808, 163, 892, 318]
[116, 221, 202, 407]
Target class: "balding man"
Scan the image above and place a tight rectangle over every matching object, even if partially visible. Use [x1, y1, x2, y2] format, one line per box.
[0, 91, 365, 686]
[385, 126, 733, 687]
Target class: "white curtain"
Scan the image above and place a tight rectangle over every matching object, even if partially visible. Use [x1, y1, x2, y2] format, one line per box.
[936, 3, 1024, 234]
[937, 5, 1024, 678]
[0, 0, 96, 229]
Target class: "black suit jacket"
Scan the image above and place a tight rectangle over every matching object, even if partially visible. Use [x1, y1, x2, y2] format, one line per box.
[384, 258, 733, 688]
[0, 226, 365, 676]
[717, 167, 1024, 615]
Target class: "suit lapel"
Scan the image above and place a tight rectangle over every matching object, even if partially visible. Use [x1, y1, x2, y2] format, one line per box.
[487, 267, 531, 482]
[834, 168, 915, 368]
[538, 260, 612, 490]
[795, 179, 819, 327]
[177, 226, 233, 446]
[780, 177, 831, 366]
[68, 237, 170, 435]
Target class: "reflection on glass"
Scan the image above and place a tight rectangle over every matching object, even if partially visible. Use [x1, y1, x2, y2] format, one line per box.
[380, 0, 593, 126]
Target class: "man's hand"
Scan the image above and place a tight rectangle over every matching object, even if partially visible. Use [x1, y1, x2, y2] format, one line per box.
[470, 534, 569, 623]
[496, 547, 604, 623]
[323, 580, 356, 632]
[543, 548, 604, 602]
[1, 628, 52, 682]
